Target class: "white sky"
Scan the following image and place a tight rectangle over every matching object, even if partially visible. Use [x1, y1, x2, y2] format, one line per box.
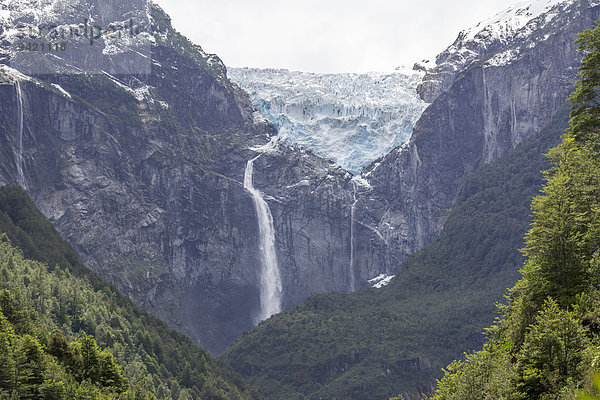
[152, 0, 520, 73]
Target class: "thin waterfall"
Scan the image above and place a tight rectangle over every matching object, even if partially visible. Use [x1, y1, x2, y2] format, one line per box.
[349, 180, 357, 291]
[244, 156, 282, 323]
[15, 81, 26, 189]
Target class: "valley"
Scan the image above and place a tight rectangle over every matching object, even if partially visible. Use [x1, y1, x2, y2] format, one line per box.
[0, 0, 599, 398]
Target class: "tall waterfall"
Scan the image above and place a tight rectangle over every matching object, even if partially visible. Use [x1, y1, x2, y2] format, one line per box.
[349, 180, 357, 291]
[15, 81, 26, 189]
[244, 156, 282, 323]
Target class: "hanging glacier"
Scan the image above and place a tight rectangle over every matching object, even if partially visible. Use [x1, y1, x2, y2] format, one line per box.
[228, 68, 428, 174]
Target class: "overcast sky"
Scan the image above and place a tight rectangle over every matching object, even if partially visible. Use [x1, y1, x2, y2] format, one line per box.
[152, 0, 520, 73]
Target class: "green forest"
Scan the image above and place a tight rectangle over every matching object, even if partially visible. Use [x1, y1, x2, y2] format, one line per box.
[3, 7, 600, 400]
[0, 186, 261, 399]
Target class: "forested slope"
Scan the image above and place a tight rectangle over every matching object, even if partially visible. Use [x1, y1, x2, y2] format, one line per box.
[0, 185, 261, 400]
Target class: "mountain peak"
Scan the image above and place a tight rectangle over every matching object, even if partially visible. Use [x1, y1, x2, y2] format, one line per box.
[418, 0, 581, 102]
[459, 0, 572, 45]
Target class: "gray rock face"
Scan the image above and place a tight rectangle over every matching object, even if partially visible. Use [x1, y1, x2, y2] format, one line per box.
[0, 0, 598, 357]
[355, 0, 600, 269]
[417, 0, 595, 102]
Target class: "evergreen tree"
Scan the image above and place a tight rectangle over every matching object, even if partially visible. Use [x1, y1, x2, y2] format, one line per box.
[516, 299, 591, 398]
[15, 335, 45, 400]
[521, 139, 600, 309]
[569, 20, 600, 145]
[0, 311, 15, 394]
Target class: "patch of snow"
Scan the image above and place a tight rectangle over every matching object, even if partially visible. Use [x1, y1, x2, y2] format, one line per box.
[51, 83, 71, 99]
[352, 175, 372, 190]
[252, 110, 269, 125]
[101, 71, 133, 91]
[485, 48, 521, 67]
[0, 0, 152, 74]
[0, 65, 31, 82]
[367, 274, 394, 288]
[249, 136, 280, 154]
[286, 179, 310, 189]
[464, 0, 565, 42]
[413, 59, 436, 71]
[133, 85, 153, 102]
[433, 0, 575, 74]
[363, 160, 382, 178]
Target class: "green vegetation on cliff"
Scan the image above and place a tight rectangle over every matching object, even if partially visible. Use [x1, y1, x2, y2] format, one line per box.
[429, 21, 600, 400]
[0, 185, 261, 400]
[220, 92, 570, 398]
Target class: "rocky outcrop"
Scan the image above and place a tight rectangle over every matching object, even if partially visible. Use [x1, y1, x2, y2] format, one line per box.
[354, 0, 600, 271]
[417, 0, 590, 102]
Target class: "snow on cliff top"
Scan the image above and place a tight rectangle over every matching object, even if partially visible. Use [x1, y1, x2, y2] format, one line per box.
[462, 0, 571, 44]
[427, 0, 579, 74]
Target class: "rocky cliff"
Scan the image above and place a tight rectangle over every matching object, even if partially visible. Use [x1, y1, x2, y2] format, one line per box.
[0, 0, 364, 354]
[353, 0, 600, 275]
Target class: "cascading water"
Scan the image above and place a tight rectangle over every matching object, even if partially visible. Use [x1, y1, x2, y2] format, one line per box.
[349, 180, 357, 291]
[244, 156, 282, 324]
[14, 81, 26, 189]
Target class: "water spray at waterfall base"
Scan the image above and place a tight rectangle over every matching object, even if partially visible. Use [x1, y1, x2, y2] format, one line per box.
[244, 156, 282, 324]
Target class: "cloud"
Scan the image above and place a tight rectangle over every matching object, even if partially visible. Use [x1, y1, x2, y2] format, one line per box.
[153, 0, 519, 73]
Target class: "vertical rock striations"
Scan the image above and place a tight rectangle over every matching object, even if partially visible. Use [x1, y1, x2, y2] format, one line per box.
[14, 81, 25, 189]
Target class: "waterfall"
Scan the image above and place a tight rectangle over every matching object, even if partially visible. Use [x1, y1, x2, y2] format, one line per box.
[481, 67, 496, 163]
[349, 180, 357, 291]
[511, 99, 517, 137]
[15, 81, 26, 189]
[244, 156, 282, 323]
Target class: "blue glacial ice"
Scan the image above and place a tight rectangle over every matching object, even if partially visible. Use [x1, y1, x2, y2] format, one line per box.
[228, 67, 427, 174]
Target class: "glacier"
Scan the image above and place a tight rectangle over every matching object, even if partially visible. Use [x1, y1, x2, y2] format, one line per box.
[228, 67, 427, 174]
